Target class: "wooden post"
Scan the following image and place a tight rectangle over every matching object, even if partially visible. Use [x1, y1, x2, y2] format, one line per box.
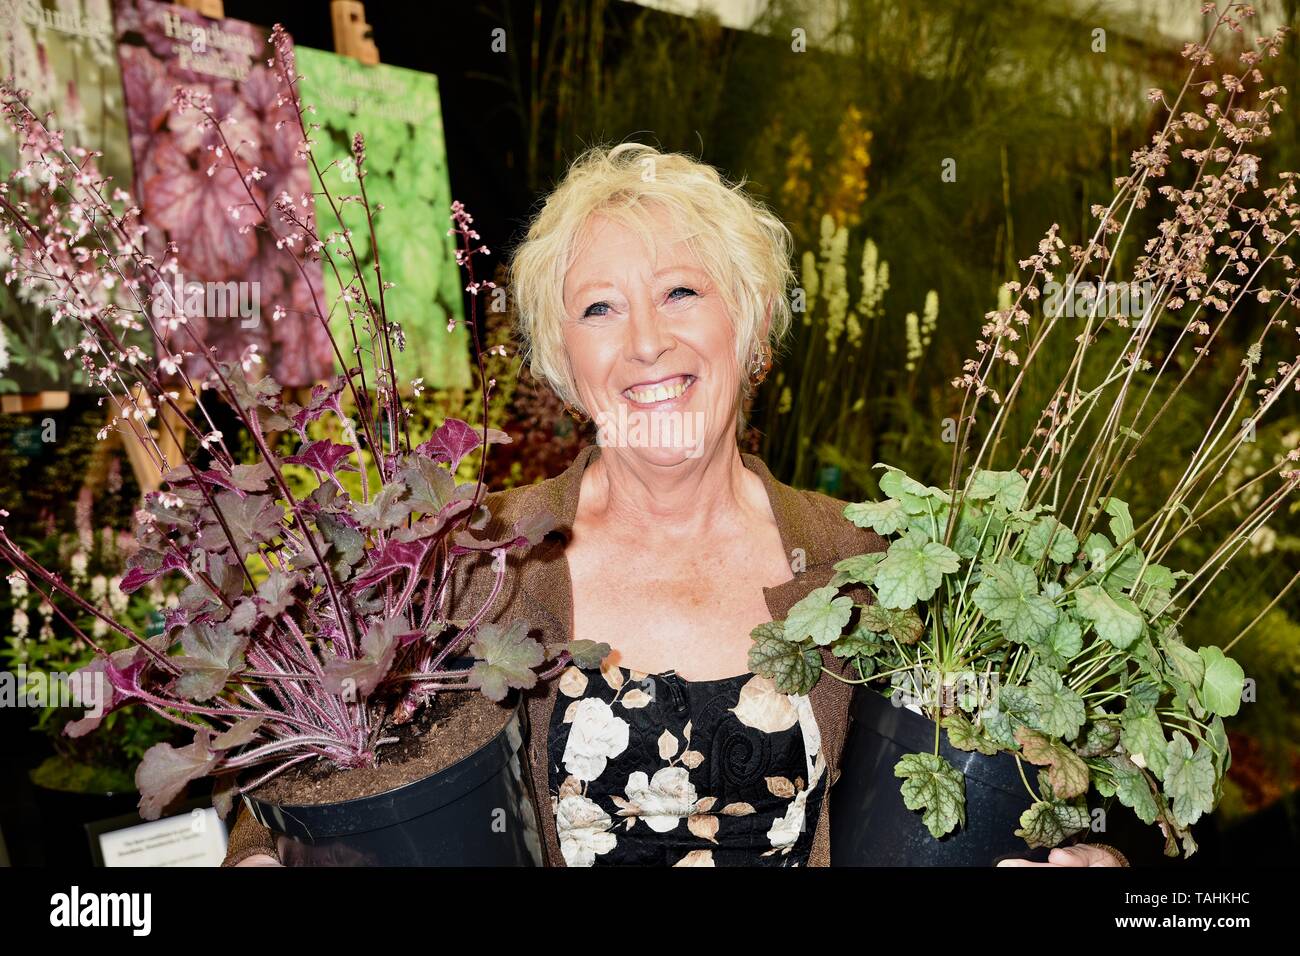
[331, 0, 380, 64]
[175, 0, 224, 17]
[0, 391, 70, 414]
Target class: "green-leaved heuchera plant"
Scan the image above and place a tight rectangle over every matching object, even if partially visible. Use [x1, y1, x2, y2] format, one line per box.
[752, 5, 1298, 857]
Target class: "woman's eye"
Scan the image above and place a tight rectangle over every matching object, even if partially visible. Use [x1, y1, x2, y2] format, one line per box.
[668, 286, 697, 301]
[582, 301, 611, 318]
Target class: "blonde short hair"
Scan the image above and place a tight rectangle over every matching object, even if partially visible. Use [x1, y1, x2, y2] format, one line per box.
[507, 142, 795, 413]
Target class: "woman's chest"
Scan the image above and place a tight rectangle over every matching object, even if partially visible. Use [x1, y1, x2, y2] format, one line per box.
[564, 532, 793, 677]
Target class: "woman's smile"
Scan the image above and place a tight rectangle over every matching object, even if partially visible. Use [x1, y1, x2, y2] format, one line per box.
[621, 373, 697, 409]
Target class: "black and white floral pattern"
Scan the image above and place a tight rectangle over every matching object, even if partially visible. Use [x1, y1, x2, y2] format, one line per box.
[548, 660, 826, 866]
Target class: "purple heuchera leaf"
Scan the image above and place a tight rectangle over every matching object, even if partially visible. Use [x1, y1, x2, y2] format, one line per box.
[452, 511, 557, 555]
[351, 538, 431, 590]
[136, 729, 219, 820]
[416, 419, 511, 472]
[469, 621, 544, 702]
[63, 643, 157, 737]
[283, 439, 358, 475]
[120, 549, 188, 595]
[321, 619, 406, 697]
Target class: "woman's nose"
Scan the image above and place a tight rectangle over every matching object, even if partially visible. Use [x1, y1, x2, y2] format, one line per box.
[624, 303, 674, 365]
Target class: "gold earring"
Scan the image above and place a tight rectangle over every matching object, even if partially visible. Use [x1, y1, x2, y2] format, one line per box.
[748, 344, 772, 386]
[563, 401, 589, 423]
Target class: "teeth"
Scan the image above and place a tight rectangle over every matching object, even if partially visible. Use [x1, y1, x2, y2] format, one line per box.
[626, 377, 690, 404]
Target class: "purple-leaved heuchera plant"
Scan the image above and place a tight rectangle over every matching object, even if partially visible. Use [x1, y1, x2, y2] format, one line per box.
[0, 25, 605, 820]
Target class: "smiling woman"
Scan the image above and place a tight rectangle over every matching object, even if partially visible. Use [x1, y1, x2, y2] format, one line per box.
[223, 142, 1125, 867]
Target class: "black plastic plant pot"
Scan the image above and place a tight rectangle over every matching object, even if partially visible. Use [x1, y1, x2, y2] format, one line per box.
[244, 697, 545, 866]
[831, 685, 1057, 866]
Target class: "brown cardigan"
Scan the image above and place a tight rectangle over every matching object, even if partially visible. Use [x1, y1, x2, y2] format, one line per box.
[222, 443, 886, 867]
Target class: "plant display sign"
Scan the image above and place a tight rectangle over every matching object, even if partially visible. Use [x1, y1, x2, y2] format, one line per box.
[295, 47, 470, 391]
[113, 0, 333, 388]
[0, 0, 136, 393]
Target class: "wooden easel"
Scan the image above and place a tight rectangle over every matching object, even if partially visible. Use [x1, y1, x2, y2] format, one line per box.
[176, 0, 223, 17]
[331, 1, 380, 65]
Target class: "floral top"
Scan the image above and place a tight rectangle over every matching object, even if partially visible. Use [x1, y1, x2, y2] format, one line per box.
[548, 661, 827, 867]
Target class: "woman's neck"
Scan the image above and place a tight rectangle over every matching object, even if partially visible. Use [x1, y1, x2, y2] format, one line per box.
[577, 438, 769, 542]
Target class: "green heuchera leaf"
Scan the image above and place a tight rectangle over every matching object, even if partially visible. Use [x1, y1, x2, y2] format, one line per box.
[1160, 630, 1205, 687]
[750, 622, 822, 693]
[878, 466, 951, 503]
[1016, 799, 1091, 849]
[1026, 665, 1086, 740]
[1026, 616, 1083, 671]
[1015, 726, 1090, 798]
[831, 622, 885, 658]
[1024, 517, 1079, 564]
[1139, 563, 1177, 591]
[1075, 719, 1121, 758]
[1164, 732, 1215, 827]
[1120, 706, 1169, 780]
[873, 531, 960, 609]
[783, 585, 853, 646]
[832, 552, 886, 586]
[943, 713, 1000, 756]
[1075, 585, 1144, 649]
[894, 752, 966, 838]
[858, 603, 925, 644]
[844, 499, 908, 535]
[1103, 497, 1135, 544]
[967, 469, 1028, 510]
[1109, 755, 1160, 825]
[566, 639, 613, 669]
[1197, 645, 1245, 718]
[971, 559, 1058, 643]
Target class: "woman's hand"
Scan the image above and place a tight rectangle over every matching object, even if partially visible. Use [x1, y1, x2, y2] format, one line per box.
[235, 853, 283, 867]
[997, 844, 1128, 867]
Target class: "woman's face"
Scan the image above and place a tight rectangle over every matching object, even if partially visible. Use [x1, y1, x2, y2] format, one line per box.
[561, 207, 741, 467]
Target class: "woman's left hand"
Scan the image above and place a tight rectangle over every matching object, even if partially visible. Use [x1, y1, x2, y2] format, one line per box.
[997, 844, 1127, 867]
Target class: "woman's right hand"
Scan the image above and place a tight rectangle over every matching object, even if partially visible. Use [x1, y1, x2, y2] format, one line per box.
[235, 853, 283, 866]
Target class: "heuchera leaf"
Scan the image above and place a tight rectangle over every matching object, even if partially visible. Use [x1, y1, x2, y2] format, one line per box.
[1024, 517, 1079, 564]
[1075, 585, 1143, 649]
[566, 639, 612, 669]
[1197, 645, 1244, 718]
[351, 538, 431, 591]
[207, 490, 282, 557]
[844, 499, 908, 535]
[469, 621, 544, 702]
[136, 729, 218, 820]
[1014, 726, 1090, 798]
[783, 585, 853, 646]
[873, 531, 960, 609]
[416, 419, 511, 472]
[749, 621, 821, 694]
[1120, 705, 1170, 780]
[283, 439, 359, 475]
[894, 752, 966, 838]
[1109, 755, 1160, 824]
[966, 469, 1028, 510]
[943, 713, 1001, 756]
[971, 559, 1058, 643]
[1026, 665, 1086, 740]
[858, 603, 925, 644]
[1164, 732, 1215, 827]
[322, 618, 404, 698]
[1015, 799, 1090, 848]
[172, 621, 249, 701]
